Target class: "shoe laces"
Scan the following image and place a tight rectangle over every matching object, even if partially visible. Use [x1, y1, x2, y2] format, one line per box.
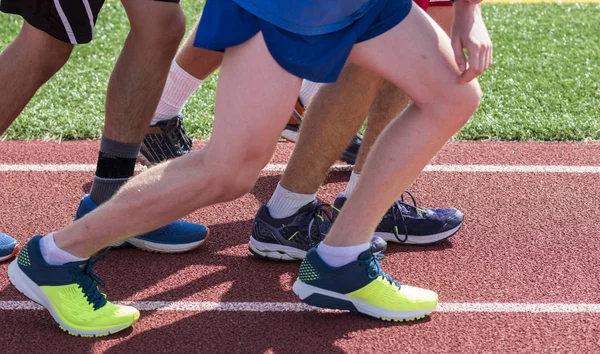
[367, 254, 401, 288]
[305, 204, 335, 248]
[164, 117, 193, 153]
[69, 248, 109, 311]
[391, 191, 426, 243]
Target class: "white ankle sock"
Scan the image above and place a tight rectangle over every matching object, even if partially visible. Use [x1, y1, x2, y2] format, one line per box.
[299, 80, 324, 107]
[152, 61, 204, 124]
[266, 183, 316, 219]
[40, 233, 88, 266]
[316, 242, 371, 267]
[343, 172, 360, 198]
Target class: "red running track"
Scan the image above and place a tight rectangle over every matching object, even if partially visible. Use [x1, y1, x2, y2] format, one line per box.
[0, 141, 599, 353]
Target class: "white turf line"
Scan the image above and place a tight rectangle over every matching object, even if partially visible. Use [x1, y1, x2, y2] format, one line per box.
[1, 301, 599, 313]
[1, 163, 600, 173]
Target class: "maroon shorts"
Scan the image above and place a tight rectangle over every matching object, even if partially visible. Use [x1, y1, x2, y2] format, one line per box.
[414, 0, 453, 11]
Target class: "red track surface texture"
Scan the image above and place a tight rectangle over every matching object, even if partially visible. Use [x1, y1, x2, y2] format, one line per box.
[1, 141, 599, 353]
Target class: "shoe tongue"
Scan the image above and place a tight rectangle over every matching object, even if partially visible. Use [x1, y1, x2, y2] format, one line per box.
[357, 248, 374, 261]
[297, 199, 319, 213]
[398, 202, 420, 217]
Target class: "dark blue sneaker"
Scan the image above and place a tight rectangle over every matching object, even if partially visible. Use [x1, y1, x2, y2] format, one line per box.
[0, 232, 20, 262]
[8, 236, 139, 336]
[76, 194, 209, 253]
[333, 191, 464, 244]
[249, 200, 386, 261]
[138, 115, 193, 166]
[293, 248, 438, 321]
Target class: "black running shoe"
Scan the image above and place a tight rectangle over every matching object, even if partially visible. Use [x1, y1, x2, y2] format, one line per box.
[333, 191, 464, 245]
[249, 200, 387, 261]
[138, 115, 193, 166]
[280, 98, 363, 165]
[340, 133, 362, 165]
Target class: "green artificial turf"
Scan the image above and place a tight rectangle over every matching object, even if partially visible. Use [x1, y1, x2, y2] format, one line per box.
[0, 2, 598, 141]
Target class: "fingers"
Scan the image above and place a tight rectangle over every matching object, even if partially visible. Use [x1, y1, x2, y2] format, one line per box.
[459, 41, 492, 83]
[452, 37, 467, 73]
[459, 48, 480, 83]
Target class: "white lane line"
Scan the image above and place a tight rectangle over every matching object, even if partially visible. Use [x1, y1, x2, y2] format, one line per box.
[1, 301, 599, 313]
[1, 164, 599, 173]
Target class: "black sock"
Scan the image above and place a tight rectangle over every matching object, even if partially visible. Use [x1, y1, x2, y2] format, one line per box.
[89, 136, 141, 205]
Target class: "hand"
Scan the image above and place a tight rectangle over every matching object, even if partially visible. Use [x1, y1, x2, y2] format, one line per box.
[451, 0, 493, 83]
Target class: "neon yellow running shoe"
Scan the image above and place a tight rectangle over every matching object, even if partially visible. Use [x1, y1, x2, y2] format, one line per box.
[8, 236, 140, 337]
[293, 248, 438, 321]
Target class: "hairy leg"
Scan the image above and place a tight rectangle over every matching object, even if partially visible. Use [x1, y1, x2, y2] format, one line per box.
[0, 23, 73, 135]
[53, 32, 301, 257]
[280, 64, 385, 193]
[102, 0, 186, 143]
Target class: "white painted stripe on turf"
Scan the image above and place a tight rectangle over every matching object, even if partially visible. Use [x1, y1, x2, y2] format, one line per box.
[1, 301, 600, 313]
[1, 164, 600, 173]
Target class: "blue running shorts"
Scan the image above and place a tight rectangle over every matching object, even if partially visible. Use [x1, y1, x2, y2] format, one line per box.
[194, 0, 412, 83]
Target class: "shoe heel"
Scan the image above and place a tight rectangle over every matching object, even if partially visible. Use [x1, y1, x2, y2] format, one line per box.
[293, 280, 358, 312]
[302, 293, 358, 312]
[7, 261, 47, 307]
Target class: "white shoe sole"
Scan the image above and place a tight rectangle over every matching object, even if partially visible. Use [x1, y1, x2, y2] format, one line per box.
[248, 237, 307, 261]
[293, 279, 437, 321]
[111, 230, 210, 253]
[280, 129, 299, 143]
[8, 260, 135, 336]
[375, 223, 462, 245]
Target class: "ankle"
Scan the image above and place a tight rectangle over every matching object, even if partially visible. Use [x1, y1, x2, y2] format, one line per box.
[316, 241, 370, 267]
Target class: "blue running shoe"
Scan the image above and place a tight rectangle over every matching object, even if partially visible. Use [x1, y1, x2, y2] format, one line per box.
[75, 194, 209, 253]
[333, 191, 464, 245]
[0, 233, 20, 262]
[8, 236, 139, 336]
[249, 201, 386, 261]
[293, 248, 438, 321]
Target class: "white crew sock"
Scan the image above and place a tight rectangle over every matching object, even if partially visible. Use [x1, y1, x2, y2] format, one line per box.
[266, 183, 317, 219]
[40, 233, 88, 266]
[299, 80, 324, 107]
[316, 242, 371, 267]
[152, 61, 204, 124]
[342, 172, 360, 199]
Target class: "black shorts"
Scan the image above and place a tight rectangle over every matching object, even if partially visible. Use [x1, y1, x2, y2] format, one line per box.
[0, 0, 181, 45]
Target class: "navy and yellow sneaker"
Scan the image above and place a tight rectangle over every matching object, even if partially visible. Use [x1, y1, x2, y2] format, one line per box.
[333, 192, 464, 245]
[0, 232, 20, 262]
[76, 194, 209, 253]
[138, 115, 193, 166]
[249, 201, 386, 261]
[280, 97, 363, 165]
[8, 236, 140, 336]
[293, 248, 438, 321]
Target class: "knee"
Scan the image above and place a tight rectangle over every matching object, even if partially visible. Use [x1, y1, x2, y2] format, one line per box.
[129, 7, 185, 51]
[41, 43, 73, 79]
[455, 80, 483, 117]
[425, 79, 482, 129]
[203, 146, 272, 201]
[209, 167, 261, 202]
